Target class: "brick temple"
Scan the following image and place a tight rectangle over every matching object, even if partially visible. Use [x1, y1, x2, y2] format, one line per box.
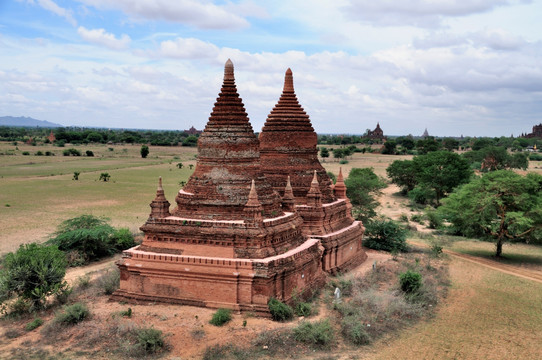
[112, 60, 366, 315]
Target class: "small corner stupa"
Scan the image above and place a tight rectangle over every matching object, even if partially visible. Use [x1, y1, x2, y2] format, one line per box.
[112, 60, 325, 314]
[259, 68, 366, 274]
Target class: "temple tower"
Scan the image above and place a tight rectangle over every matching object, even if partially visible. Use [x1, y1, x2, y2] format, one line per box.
[259, 68, 335, 203]
[113, 60, 325, 314]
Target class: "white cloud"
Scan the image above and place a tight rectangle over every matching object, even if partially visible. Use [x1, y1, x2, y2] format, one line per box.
[76, 0, 250, 30]
[36, 0, 77, 26]
[77, 26, 131, 50]
[343, 0, 511, 27]
[159, 38, 220, 59]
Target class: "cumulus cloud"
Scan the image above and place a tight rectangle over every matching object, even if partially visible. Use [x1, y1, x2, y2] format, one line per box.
[159, 37, 220, 59]
[343, 0, 510, 27]
[77, 26, 131, 50]
[76, 0, 250, 30]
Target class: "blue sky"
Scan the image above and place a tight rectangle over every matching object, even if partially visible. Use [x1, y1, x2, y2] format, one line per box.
[1, 0, 541, 136]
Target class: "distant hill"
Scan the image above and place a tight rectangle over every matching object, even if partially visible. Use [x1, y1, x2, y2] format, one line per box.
[0, 116, 63, 128]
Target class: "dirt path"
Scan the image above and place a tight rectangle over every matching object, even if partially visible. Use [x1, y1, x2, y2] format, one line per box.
[64, 255, 120, 284]
[410, 240, 542, 284]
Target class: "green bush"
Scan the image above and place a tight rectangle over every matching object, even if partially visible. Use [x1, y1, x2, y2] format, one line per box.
[48, 215, 134, 265]
[529, 153, 542, 161]
[0, 243, 67, 309]
[408, 186, 435, 205]
[22, 151, 30, 155]
[85, 150, 94, 157]
[136, 327, 165, 354]
[293, 319, 334, 347]
[55, 302, 89, 325]
[63, 148, 81, 156]
[399, 270, 422, 294]
[26, 318, 44, 331]
[341, 316, 371, 345]
[364, 217, 408, 252]
[294, 302, 312, 317]
[209, 308, 232, 326]
[140, 145, 149, 158]
[410, 213, 425, 224]
[268, 298, 293, 321]
[99, 172, 110, 182]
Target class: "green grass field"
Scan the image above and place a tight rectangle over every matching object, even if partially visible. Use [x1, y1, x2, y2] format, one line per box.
[0, 142, 197, 254]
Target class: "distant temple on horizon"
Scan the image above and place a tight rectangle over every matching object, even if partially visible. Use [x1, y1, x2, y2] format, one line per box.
[112, 60, 367, 315]
[365, 122, 385, 141]
[422, 128, 429, 138]
[521, 123, 542, 138]
[184, 126, 202, 135]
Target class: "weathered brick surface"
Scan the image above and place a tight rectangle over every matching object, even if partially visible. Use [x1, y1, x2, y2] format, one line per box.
[259, 69, 335, 203]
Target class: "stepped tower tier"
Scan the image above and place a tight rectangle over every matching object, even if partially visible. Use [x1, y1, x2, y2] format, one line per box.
[259, 68, 335, 203]
[174, 59, 282, 220]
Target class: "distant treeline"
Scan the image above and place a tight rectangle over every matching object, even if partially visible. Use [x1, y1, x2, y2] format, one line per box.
[317, 134, 540, 151]
[0, 126, 199, 146]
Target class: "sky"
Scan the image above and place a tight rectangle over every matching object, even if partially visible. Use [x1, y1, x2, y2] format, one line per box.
[1, 0, 541, 137]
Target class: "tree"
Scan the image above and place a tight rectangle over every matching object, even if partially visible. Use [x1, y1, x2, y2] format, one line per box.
[439, 170, 542, 257]
[412, 151, 472, 205]
[382, 140, 397, 155]
[320, 147, 330, 160]
[386, 160, 416, 193]
[462, 146, 529, 171]
[416, 137, 440, 154]
[140, 145, 149, 158]
[442, 138, 459, 151]
[333, 148, 346, 160]
[0, 243, 67, 309]
[345, 168, 386, 222]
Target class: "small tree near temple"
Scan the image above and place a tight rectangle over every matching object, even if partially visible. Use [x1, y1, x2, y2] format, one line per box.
[345, 168, 386, 222]
[439, 170, 542, 257]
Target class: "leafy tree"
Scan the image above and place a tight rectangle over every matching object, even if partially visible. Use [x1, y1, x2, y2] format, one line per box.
[462, 146, 529, 171]
[0, 243, 67, 309]
[472, 138, 495, 151]
[320, 147, 330, 159]
[442, 138, 459, 151]
[182, 135, 198, 147]
[333, 148, 346, 160]
[140, 145, 149, 158]
[412, 151, 472, 205]
[439, 170, 542, 257]
[382, 140, 397, 155]
[99, 172, 110, 182]
[397, 137, 415, 150]
[416, 137, 441, 154]
[345, 168, 386, 222]
[386, 160, 416, 193]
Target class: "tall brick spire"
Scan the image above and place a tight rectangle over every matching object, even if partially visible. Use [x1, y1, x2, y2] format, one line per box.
[259, 68, 335, 203]
[334, 167, 347, 199]
[149, 176, 170, 219]
[174, 60, 282, 220]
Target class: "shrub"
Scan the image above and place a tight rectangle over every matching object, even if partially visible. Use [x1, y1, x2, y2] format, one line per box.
[268, 298, 293, 321]
[63, 148, 81, 156]
[410, 213, 425, 224]
[45, 151, 53, 156]
[209, 308, 232, 326]
[113, 228, 136, 250]
[399, 270, 422, 294]
[73, 171, 80, 180]
[48, 215, 133, 265]
[140, 145, 149, 158]
[26, 318, 44, 331]
[341, 316, 371, 345]
[99, 172, 110, 182]
[96, 268, 120, 294]
[408, 186, 435, 205]
[529, 153, 542, 161]
[293, 319, 334, 347]
[136, 327, 165, 354]
[294, 302, 312, 317]
[364, 217, 408, 252]
[55, 302, 89, 325]
[86, 150, 94, 157]
[35, 151, 43, 156]
[0, 243, 67, 310]
[22, 151, 30, 155]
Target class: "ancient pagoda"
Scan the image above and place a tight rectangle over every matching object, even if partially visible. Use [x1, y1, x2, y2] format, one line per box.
[259, 69, 367, 274]
[113, 60, 325, 314]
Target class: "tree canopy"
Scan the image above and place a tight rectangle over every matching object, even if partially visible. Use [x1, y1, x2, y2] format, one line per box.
[387, 151, 472, 205]
[439, 170, 542, 257]
[345, 167, 386, 222]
